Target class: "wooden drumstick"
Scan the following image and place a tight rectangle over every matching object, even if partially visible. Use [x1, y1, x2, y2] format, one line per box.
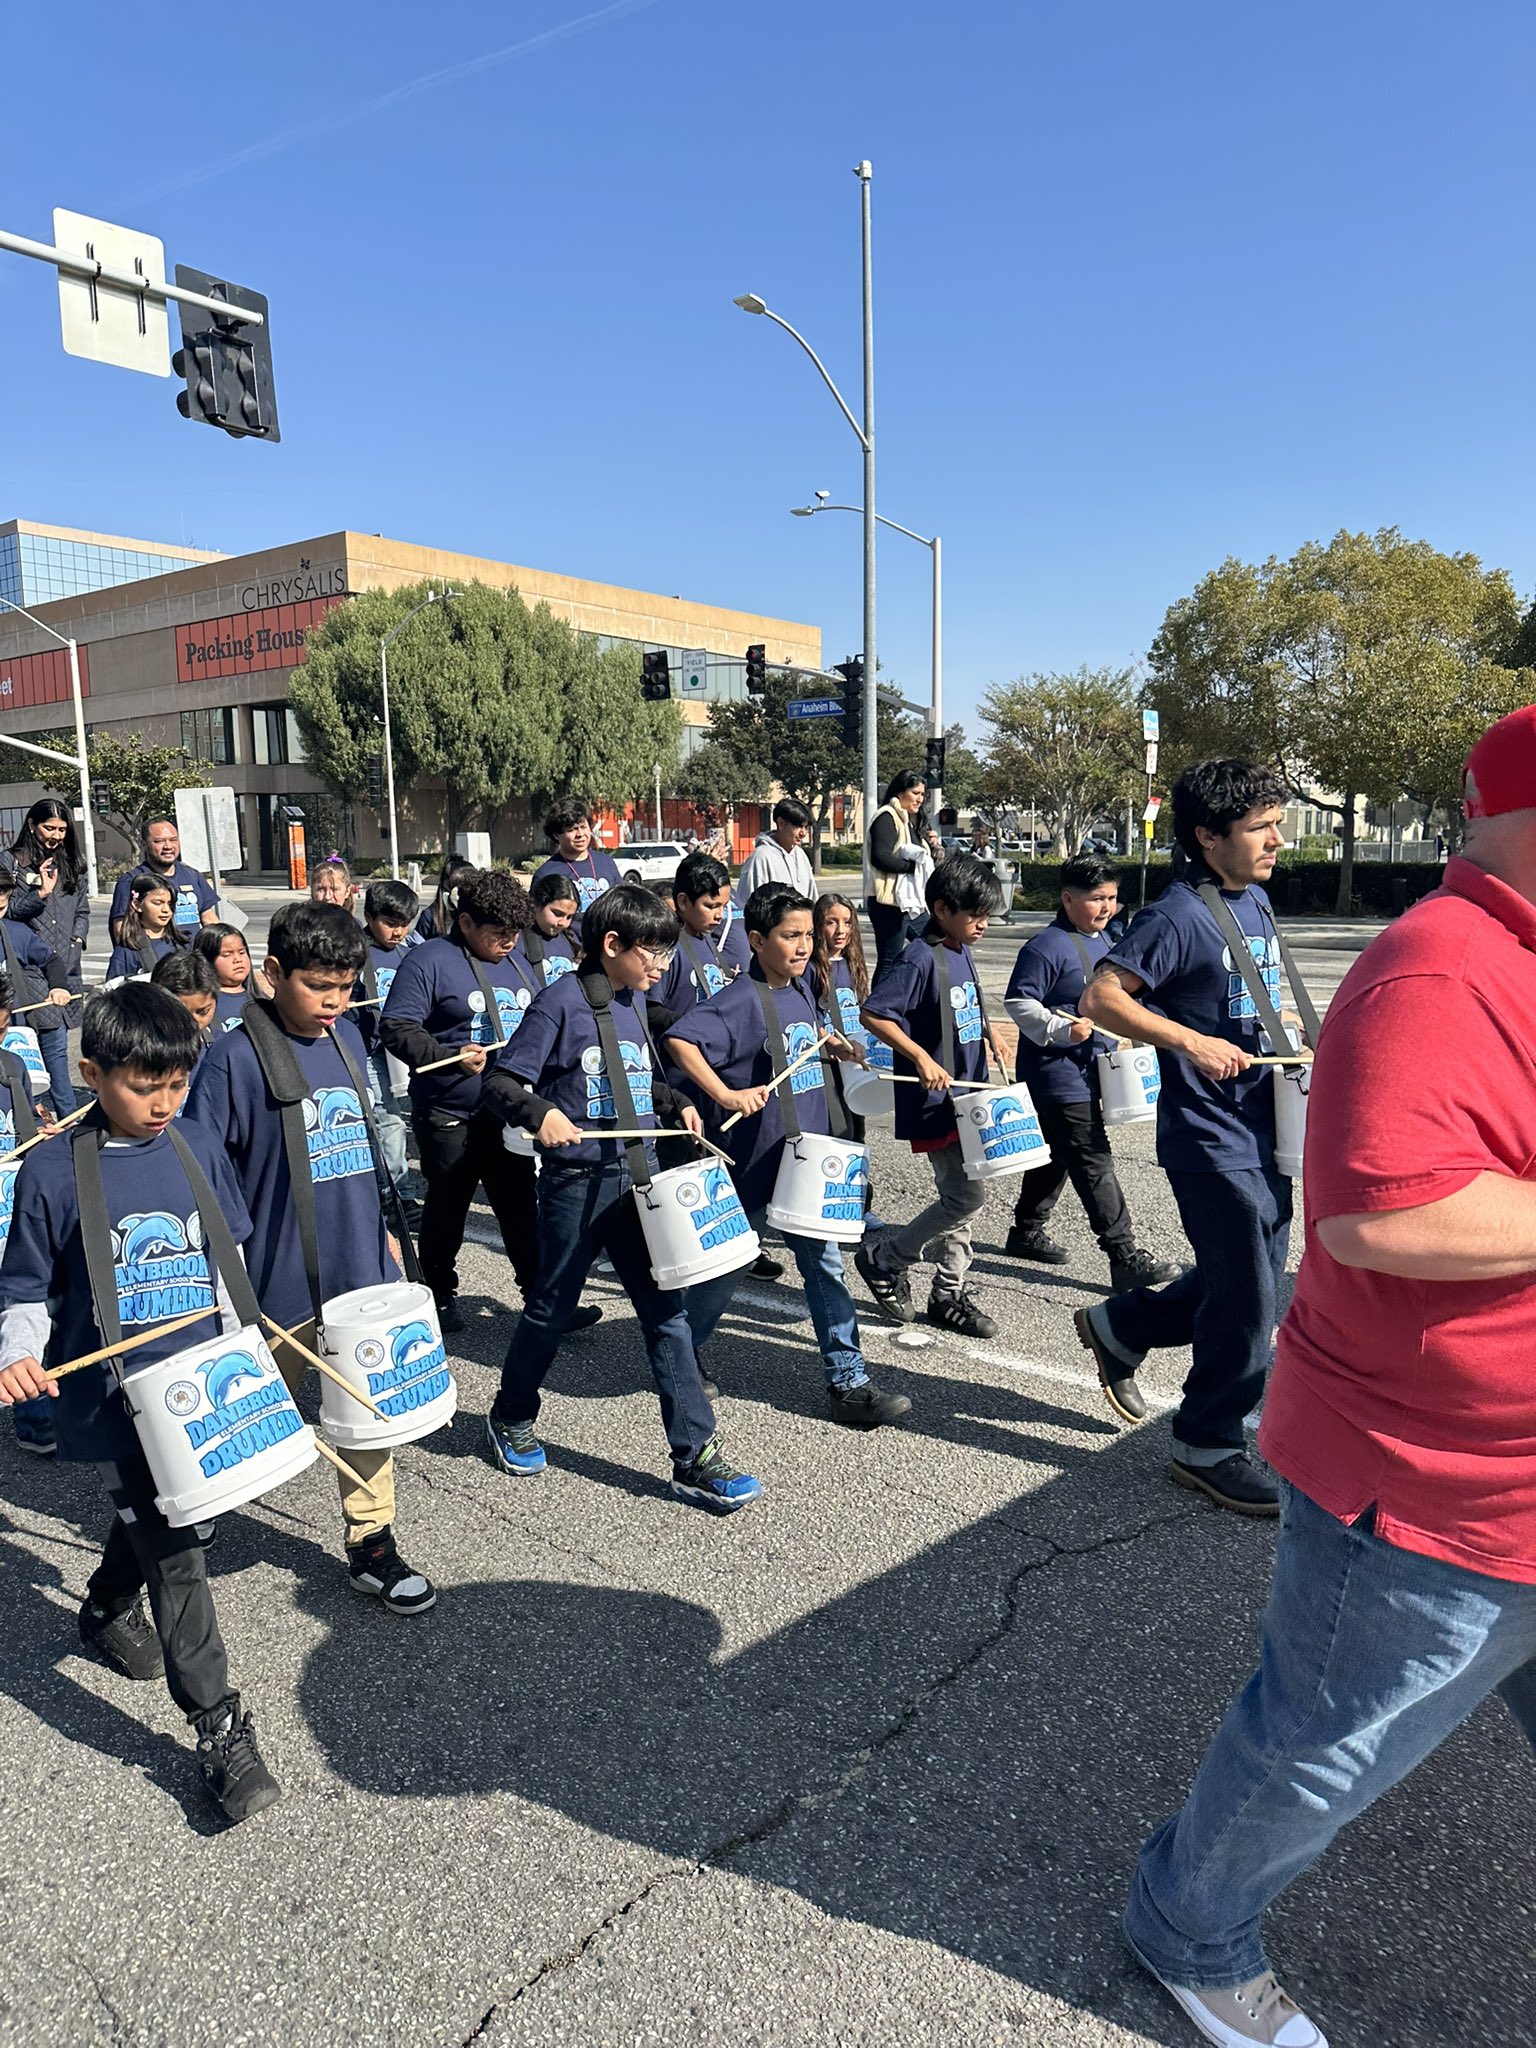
[259, 1316, 389, 1420]
[0, 1100, 94, 1163]
[574, 1125, 734, 1165]
[719, 1034, 835, 1130]
[413, 1047, 488, 1073]
[45, 1304, 219, 1380]
[312, 1437, 370, 1485]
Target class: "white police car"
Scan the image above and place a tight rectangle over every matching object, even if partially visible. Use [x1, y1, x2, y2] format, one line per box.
[617, 841, 692, 886]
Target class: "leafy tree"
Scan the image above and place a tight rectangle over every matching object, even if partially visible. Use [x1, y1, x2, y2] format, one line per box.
[680, 668, 859, 865]
[290, 580, 680, 842]
[85, 734, 208, 851]
[0, 726, 73, 794]
[978, 667, 1142, 854]
[1148, 529, 1527, 909]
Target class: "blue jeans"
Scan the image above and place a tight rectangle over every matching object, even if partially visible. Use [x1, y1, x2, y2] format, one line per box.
[35, 1021, 75, 1122]
[686, 1203, 869, 1391]
[1124, 1483, 1536, 1989]
[496, 1160, 717, 1464]
[365, 1046, 409, 1189]
[1101, 1164, 1291, 1454]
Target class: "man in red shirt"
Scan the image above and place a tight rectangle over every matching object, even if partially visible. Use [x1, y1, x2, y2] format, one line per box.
[1120, 705, 1536, 2048]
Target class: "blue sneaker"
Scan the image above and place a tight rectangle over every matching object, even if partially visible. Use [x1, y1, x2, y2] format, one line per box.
[13, 1400, 57, 1457]
[670, 1439, 762, 1514]
[485, 1410, 547, 1477]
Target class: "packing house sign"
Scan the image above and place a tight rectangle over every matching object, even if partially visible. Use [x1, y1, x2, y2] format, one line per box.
[177, 595, 342, 683]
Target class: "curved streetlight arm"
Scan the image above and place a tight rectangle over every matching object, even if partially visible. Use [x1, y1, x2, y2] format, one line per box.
[746, 305, 870, 453]
[0, 595, 99, 900]
[381, 590, 444, 650]
[792, 502, 932, 548]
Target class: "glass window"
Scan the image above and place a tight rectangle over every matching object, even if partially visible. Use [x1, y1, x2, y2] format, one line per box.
[253, 704, 290, 765]
[179, 707, 236, 765]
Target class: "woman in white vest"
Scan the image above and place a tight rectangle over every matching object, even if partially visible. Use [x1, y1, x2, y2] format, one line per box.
[867, 771, 937, 974]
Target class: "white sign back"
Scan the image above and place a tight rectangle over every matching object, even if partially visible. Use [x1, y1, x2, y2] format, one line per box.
[53, 209, 170, 377]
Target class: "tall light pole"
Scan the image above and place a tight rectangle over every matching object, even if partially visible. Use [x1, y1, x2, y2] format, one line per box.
[0, 596, 98, 899]
[792, 498, 941, 814]
[380, 591, 458, 881]
[734, 158, 878, 893]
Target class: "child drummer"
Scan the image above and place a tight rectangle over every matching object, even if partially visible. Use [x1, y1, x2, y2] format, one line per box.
[664, 885, 910, 1429]
[0, 984, 281, 1824]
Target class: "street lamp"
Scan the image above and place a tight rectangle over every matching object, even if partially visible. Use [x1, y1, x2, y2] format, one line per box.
[734, 159, 877, 892]
[379, 590, 459, 881]
[0, 596, 98, 899]
[791, 498, 942, 815]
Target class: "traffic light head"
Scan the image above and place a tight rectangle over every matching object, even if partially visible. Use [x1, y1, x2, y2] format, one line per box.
[834, 656, 865, 750]
[172, 266, 279, 443]
[642, 650, 672, 702]
[745, 643, 767, 695]
[924, 735, 947, 787]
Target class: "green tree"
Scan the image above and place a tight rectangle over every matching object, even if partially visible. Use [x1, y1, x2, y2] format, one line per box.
[86, 734, 208, 850]
[681, 668, 860, 866]
[290, 580, 680, 843]
[0, 726, 73, 793]
[978, 667, 1141, 854]
[1148, 529, 1528, 909]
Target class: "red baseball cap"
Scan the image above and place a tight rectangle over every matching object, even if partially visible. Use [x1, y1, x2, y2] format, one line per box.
[1463, 704, 1536, 818]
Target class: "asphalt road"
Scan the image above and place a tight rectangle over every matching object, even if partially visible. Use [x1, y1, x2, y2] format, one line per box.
[3, 899, 1530, 2048]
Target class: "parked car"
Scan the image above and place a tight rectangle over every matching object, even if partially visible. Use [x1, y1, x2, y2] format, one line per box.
[614, 840, 691, 886]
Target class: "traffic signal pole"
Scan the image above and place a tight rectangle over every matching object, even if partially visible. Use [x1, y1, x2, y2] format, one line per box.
[0, 225, 268, 332]
[0, 598, 98, 900]
[858, 161, 878, 906]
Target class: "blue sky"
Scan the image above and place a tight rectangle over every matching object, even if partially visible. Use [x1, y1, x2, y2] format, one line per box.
[2, 0, 1533, 737]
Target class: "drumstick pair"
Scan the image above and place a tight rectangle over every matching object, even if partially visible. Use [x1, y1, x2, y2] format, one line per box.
[0, 1099, 93, 1163]
[719, 1033, 837, 1131]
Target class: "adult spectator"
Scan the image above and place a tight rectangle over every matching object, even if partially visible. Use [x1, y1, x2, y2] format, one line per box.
[1075, 758, 1293, 1516]
[531, 798, 621, 914]
[106, 818, 218, 943]
[734, 798, 816, 907]
[2, 797, 90, 1027]
[866, 771, 936, 974]
[1120, 704, 1536, 2048]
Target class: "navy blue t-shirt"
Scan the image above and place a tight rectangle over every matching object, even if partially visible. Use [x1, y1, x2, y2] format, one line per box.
[380, 936, 544, 1117]
[109, 861, 216, 934]
[531, 848, 622, 916]
[1102, 877, 1280, 1172]
[862, 930, 990, 1144]
[1006, 915, 1109, 1106]
[214, 989, 249, 1033]
[185, 1015, 396, 1329]
[354, 939, 410, 1053]
[107, 936, 178, 981]
[650, 915, 752, 1021]
[665, 970, 831, 1212]
[496, 975, 658, 1169]
[521, 929, 578, 986]
[0, 1121, 252, 1462]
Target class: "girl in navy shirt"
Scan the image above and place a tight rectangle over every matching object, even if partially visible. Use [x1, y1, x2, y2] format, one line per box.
[194, 922, 269, 1031]
[107, 876, 186, 982]
[530, 797, 621, 914]
[521, 872, 582, 985]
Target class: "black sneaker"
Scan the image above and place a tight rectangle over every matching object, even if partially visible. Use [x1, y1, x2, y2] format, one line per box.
[854, 1242, 914, 1324]
[435, 1295, 467, 1335]
[1004, 1226, 1070, 1266]
[347, 1530, 437, 1615]
[562, 1303, 603, 1333]
[925, 1290, 999, 1341]
[195, 1702, 281, 1824]
[750, 1249, 784, 1280]
[1074, 1304, 1148, 1423]
[1106, 1245, 1181, 1293]
[827, 1380, 913, 1429]
[1171, 1451, 1280, 1518]
[78, 1597, 162, 1681]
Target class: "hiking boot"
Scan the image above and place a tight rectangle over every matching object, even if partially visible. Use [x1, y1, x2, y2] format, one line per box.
[750, 1249, 784, 1280]
[1107, 1244, 1181, 1293]
[1171, 1451, 1280, 1518]
[1004, 1226, 1070, 1265]
[78, 1597, 161, 1681]
[1142, 1960, 1327, 2046]
[670, 1439, 762, 1514]
[854, 1242, 914, 1324]
[195, 1701, 281, 1825]
[925, 1290, 998, 1341]
[563, 1303, 603, 1333]
[347, 1529, 437, 1615]
[827, 1380, 912, 1430]
[1074, 1303, 1148, 1424]
[485, 1409, 547, 1477]
[435, 1294, 467, 1335]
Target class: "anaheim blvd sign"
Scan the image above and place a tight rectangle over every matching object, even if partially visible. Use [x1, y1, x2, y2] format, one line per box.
[176, 595, 343, 683]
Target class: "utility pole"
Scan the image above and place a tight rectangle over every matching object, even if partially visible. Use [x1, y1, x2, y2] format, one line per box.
[857, 161, 878, 899]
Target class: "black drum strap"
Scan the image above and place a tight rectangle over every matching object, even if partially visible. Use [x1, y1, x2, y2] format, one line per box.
[2, 1054, 37, 1146]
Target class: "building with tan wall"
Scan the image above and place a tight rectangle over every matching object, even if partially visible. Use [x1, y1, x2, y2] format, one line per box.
[0, 522, 822, 875]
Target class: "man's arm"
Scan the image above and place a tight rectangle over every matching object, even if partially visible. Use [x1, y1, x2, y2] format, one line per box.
[1080, 965, 1249, 1082]
[1317, 1174, 1536, 1281]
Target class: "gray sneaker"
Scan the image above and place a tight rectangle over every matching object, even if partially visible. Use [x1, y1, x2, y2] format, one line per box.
[1156, 1969, 1327, 2047]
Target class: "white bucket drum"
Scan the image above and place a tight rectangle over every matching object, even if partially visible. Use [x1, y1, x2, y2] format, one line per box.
[955, 1086, 1053, 1182]
[318, 1281, 457, 1449]
[637, 1159, 760, 1289]
[501, 1122, 537, 1158]
[1097, 1045, 1160, 1126]
[385, 1051, 411, 1102]
[842, 1039, 895, 1120]
[1273, 1064, 1309, 1179]
[766, 1137, 869, 1244]
[1, 1026, 48, 1094]
[123, 1325, 317, 1528]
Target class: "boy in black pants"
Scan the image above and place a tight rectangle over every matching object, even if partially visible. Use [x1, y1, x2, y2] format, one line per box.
[0, 985, 279, 1823]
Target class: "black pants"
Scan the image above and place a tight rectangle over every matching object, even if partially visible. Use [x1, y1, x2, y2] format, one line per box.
[1011, 1096, 1133, 1253]
[867, 900, 923, 977]
[87, 1454, 233, 1723]
[413, 1107, 539, 1301]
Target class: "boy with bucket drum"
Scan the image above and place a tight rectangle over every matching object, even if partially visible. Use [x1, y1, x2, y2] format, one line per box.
[646, 851, 751, 1032]
[353, 877, 422, 1220]
[857, 853, 1008, 1341]
[1003, 853, 1180, 1295]
[482, 883, 763, 1513]
[0, 984, 281, 1824]
[664, 884, 912, 1430]
[186, 901, 438, 1615]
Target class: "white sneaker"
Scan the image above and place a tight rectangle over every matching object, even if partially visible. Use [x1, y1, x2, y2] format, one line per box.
[1160, 1969, 1327, 2047]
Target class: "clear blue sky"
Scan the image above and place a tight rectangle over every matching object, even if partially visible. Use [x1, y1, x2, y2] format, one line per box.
[3, 0, 1533, 737]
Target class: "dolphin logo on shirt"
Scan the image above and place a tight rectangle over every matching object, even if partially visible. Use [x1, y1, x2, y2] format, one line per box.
[119, 1213, 190, 1266]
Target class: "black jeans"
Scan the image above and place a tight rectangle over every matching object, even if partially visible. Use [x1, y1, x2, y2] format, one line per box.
[413, 1107, 539, 1302]
[1102, 1164, 1292, 1453]
[87, 1454, 233, 1723]
[1012, 1096, 1133, 1253]
[867, 900, 924, 977]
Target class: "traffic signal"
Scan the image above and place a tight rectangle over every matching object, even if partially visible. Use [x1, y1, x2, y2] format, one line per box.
[365, 752, 385, 811]
[90, 780, 112, 818]
[924, 735, 947, 787]
[834, 656, 865, 750]
[641, 650, 672, 701]
[745, 643, 767, 695]
[172, 266, 280, 442]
